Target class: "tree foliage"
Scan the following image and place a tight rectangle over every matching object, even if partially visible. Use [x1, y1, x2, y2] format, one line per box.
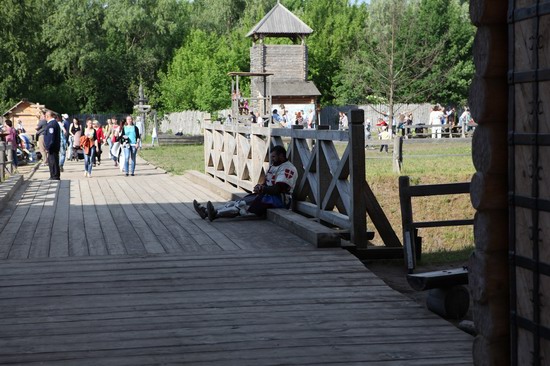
[0, 0, 474, 115]
[333, 0, 475, 115]
[156, 29, 248, 113]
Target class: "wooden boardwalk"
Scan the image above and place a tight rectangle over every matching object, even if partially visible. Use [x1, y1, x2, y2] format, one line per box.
[0, 157, 473, 365]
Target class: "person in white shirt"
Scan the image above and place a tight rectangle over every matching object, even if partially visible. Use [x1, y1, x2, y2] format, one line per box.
[339, 111, 349, 130]
[193, 145, 298, 221]
[429, 105, 444, 138]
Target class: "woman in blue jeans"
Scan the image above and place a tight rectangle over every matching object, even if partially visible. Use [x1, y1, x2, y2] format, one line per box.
[121, 115, 141, 176]
[82, 119, 97, 178]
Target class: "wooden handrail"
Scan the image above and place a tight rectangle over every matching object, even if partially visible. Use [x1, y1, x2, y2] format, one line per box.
[203, 111, 402, 252]
[399, 175, 473, 272]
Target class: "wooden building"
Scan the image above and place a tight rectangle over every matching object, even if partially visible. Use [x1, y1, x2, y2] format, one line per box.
[247, 1, 321, 122]
[469, 0, 549, 365]
[2, 99, 45, 137]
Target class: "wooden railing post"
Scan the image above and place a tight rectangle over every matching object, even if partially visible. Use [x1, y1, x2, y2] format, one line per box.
[349, 109, 367, 248]
[399, 175, 416, 272]
[392, 137, 403, 174]
[0, 142, 6, 182]
[316, 125, 330, 219]
[6, 143, 14, 175]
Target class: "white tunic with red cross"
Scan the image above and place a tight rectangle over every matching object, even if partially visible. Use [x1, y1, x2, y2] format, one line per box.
[265, 160, 298, 194]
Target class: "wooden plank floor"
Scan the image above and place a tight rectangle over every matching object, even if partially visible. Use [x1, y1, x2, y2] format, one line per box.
[0, 157, 473, 365]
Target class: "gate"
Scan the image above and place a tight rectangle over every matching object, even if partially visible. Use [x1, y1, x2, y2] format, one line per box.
[509, 1, 550, 364]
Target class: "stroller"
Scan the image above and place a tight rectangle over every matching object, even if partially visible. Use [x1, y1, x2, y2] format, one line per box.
[70, 130, 84, 161]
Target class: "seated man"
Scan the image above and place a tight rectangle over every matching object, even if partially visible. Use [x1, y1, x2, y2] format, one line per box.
[194, 145, 298, 221]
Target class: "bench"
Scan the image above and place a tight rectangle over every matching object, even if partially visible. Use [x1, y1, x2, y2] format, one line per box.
[184, 170, 342, 248]
[399, 175, 473, 319]
[267, 209, 341, 248]
[157, 134, 203, 146]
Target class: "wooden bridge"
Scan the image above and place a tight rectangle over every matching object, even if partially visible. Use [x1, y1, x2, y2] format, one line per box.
[0, 157, 473, 365]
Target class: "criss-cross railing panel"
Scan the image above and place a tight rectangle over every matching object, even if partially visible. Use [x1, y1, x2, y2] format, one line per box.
[203, 115, 401, 249]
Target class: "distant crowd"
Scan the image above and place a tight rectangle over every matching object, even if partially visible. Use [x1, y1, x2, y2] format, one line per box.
[2, 111, 142, 180]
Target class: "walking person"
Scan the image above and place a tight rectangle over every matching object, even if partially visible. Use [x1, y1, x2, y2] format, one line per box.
[110, 119, 124, 168]
[61, 114, 70, 146]
[121, 115, 141, 176]
[68, 117, 82, 161]
[378, 126, 391, 153]
[104, 118, 114, 159]
[44, 110, 61, 180]
[81, 119, 97, 178]
[56, 114, 67, 172]
[338, 111, 349, 130]
[3, 120, 18, 169]
[35, 110, 48, 163]
[92, 120, 104, 166]
[429, 105, 444, 139]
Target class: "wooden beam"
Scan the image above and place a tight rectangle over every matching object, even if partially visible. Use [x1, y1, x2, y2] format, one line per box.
[363, 180, 402, 248]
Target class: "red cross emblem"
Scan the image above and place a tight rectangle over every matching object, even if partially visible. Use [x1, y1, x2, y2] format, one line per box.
[284, 169, 294, 179]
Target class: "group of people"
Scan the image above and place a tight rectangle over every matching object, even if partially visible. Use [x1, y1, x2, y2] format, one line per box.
[1, 119, 37, 167]
[32, 111, 141, 180]
[271, 108, 316, 129]
[429, 105, 474, 138]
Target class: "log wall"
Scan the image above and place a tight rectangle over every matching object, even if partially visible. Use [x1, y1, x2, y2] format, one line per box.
[250, 44, 307, 81]
[468, 1, 510, 365]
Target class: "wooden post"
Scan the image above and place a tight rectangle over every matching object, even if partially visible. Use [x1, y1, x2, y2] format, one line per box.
[392, 137, 403, 174]
[399, 176, 416, 272]
[6, 143, 14, 174]
[0, 142, 6, 182]
[349, 109, 367, 248]
[316, 125, 330, 221]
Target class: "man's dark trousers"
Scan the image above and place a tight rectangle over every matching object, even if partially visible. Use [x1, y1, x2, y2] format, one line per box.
[48, 151, 60, 180]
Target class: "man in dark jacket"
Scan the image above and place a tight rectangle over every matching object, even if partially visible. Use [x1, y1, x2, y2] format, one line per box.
[44, 110, 61, 180]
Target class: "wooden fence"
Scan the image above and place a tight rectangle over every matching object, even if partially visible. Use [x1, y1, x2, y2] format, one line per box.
[398, 175, 473, 272]
[0, 142, 16, 182]
[203, 110, 402, 254]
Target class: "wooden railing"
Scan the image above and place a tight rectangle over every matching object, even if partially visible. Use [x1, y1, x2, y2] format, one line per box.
[203, 110, 402, 253]
[0, 142, 16, 182]
[398, 175, 473, 272]
[395, 123, 476, 139]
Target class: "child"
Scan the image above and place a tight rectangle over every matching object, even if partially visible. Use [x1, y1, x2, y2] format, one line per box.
[379, 126, 391, 153]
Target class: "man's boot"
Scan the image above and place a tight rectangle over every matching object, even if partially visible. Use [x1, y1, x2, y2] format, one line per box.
[193, 200, 207, 219]
[206, 201, 218, 222]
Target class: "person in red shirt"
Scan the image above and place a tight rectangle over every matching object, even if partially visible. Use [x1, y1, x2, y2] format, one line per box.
[92, 120, 105, 166]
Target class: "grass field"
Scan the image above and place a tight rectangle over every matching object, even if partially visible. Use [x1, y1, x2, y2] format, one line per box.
[140, 140, 475, 264]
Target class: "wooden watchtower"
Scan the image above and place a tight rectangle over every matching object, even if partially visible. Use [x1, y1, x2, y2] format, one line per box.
[246, 1, 321, 122]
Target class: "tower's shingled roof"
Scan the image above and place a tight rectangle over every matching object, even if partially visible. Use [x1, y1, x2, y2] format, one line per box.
[246, 2, 313, 40]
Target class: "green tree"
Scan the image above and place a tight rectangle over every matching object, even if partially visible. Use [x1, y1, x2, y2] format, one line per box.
[42, 0, 109, 112]
[399, 0, 474, 106]
[40, 0, 189, 113]
[156, 29, 248, 113]
[301, 0, 366, 105]
[190, 0, 247, 34]
[0, 0, 47, 112]
[332, 0, 474, 118]
[102, 0, 189, 99]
